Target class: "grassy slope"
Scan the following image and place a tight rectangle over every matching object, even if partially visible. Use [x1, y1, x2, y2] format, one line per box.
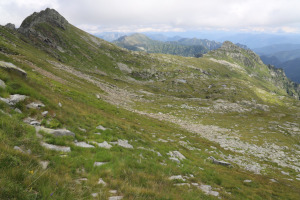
[0, 21, 300, 200]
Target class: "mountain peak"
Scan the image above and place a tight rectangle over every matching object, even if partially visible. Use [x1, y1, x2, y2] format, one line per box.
[19, 8, 68, 33]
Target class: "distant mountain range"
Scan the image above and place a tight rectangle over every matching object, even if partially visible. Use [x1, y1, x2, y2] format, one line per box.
[253, 44, 300, 83]
[112, 33, 222, 57]
[113, 33, 222, 57]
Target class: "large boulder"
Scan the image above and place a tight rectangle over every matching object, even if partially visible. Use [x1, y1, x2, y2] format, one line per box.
[0, 94, 27, 106]
[0, 61, 27, 77]
[36, 126, 75, 137]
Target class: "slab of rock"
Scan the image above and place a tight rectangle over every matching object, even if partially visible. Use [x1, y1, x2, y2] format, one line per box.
[169, 175, 186, 181]
[96, 125, 107, 131]
[91, 193, 99, 197]
[26, 102, 45, 109]
[0, 61, 27, 77]
[14, 108, 22, 113]
[78, 127, 87, 132]
[281, 171, 289, 175]
[0, 79, 5, 89]
[167, 151, 186, 162]
[199, 184, 219, 197]
[209, 156, 231, 167]
[109, 196, 123, 200]
[243, 180, 252, 183]
[36, 126, 75, 137]
[41, 142, 71, 152]
[109, 190, 118, 194]
[117, 139, 133, 149]
[174, 183, 190, 187]
[75, 142, 94, 148]
[24, 117, 41, 126]
[94, 162, 108, 167]
[0, 94, 27, 106]
[97, 141, 112, 149]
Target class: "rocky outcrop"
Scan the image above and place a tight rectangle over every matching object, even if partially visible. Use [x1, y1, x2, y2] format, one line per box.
[18, 8, 68, 34]
[5, 23, 16, 30]
[36, 126, 75, 137]
[0, 61, 27, 77]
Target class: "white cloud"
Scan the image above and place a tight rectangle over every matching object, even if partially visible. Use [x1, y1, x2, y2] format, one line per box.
[1, 0, 300, 33]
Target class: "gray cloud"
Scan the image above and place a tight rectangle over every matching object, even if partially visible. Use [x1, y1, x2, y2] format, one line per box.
[1, 0, 300, 33]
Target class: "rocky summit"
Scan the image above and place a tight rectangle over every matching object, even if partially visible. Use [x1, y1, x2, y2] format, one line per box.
[0, 8, 300, 200]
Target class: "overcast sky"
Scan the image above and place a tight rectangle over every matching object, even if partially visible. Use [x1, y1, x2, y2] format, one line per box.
[1, 0, 300, 34]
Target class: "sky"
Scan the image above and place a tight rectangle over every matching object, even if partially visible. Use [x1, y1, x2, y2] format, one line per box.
[1, 0, 300, 34]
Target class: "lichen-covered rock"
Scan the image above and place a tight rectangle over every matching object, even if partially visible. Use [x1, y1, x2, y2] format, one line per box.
[0, 94, 27, 106]
[40, 142, 71, 152]
[26, 102, 45, 109]
[36, 126, 75, 137]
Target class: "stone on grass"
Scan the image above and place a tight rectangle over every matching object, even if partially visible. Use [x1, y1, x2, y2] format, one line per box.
[36, 126, 75, 137]
[78, 127, 87, 132]
[26, 102, 45, 109]
[40, 161, 49, 169]
[169, 175, 186, 181]
[174, 183, 190, 187]
[117, 139, 133, 149]
[96, 125, 107, 131]
[91, 193, 98, 197]
[97, 141, 112, 149]
[199, 184, 219, 197]
[42, 111, 48, 117]
[41, 142, 71, 152]
[94, 132, 101, 135]
[98, 178, 106, 186]
[109, 196, 123, 200]
[209, 156, 231, 167]
[94, 162, 108, 167]
[75, 141, 94, 148]
[0, 94, 27, 106]
[58, 102, 62, 107]
[14, 146, 24, 153]
[109, 190, 117, 194]
[281, 171, 289, 175]
[243, 180, 252, 183]
[14, 108, 22, 113]
[167, 151, 185, 163]
[75, 178, 88, 184]
[0, 61, 27, 77]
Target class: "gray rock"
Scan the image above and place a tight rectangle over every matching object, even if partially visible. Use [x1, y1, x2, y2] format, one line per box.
[0, 79, 6, 89]
[5, 23, 16, 30]
[109, 196, 123, 200]
[24, 117, 40, 126]
[0, 61, 27, 77]
[91, 193, 99, 197]
[167, 151, 186, 162]
[0, 94, 27, 106]
[97, 178, 107, 186]
[42, 111, 48, 117]
[198, 184, 219, 197]
[169, 175, 186, 181]
[96, 125, 107, 131]
[41, 142, 71, 152]
[39, 161, 49, 169]
[281, 171, 289, 175]
[14, 146, 24, 153]
[209, 156, 231, 167]
[75, 142, 94, 148]
[26, 102, 45, 109]
[117, 139, 133, 149]
[94, 162, 108, 167]
[174, 183, 190, 187]
[36, 127, 75, 137]
[97, 141, 112, 149]
[109, 190, 118, 194]
[30, 120, 41, 126]
[75, 178, 88, 184]
[58, 102, 62, 107]
[19, 8, 69, 34]
[14, 108, 22, 113]
[243, 180, 252, 183]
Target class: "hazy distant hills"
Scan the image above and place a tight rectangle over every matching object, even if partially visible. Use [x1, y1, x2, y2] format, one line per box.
[253, 44, 300, 83]
[113, 33, 221, 57]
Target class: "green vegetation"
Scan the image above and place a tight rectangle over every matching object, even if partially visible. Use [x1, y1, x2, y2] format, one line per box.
[0, 8, 300, 200]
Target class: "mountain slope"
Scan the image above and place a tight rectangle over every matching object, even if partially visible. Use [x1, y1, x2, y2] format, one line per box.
[1, 8, 300, 200]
